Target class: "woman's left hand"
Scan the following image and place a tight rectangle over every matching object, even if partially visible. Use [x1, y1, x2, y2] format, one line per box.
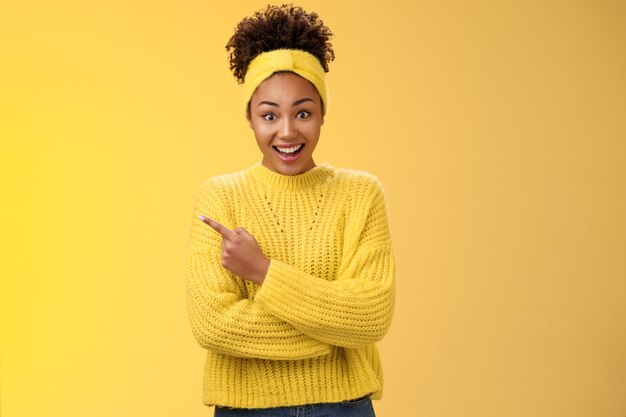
[198, 215, 270, 284]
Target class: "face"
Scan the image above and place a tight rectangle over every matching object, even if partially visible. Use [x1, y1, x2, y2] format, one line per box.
[248, 71, 324, 176]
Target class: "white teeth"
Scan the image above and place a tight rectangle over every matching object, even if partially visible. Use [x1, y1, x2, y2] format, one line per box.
[274, 144, 303, 153]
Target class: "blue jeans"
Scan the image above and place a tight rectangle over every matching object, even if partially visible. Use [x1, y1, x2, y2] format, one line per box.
[213, 394, 376, 417]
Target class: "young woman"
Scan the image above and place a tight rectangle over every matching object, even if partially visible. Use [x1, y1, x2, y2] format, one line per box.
[186, 5, 396, 416]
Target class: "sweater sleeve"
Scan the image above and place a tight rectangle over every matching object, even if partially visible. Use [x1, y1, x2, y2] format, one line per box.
[254, 177, 396, 349]
[185, 178, 332, 360]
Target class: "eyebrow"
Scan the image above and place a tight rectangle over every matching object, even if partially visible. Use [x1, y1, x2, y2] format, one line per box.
[257, 97, 315, 107]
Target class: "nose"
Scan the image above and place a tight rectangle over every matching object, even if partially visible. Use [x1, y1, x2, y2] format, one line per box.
[277, 117, 297, 140]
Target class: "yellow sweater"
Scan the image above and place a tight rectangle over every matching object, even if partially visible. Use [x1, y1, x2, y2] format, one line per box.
[185, 161, 396, 408]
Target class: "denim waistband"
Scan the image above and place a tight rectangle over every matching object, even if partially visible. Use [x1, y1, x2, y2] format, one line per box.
[214, 393, 375, 417]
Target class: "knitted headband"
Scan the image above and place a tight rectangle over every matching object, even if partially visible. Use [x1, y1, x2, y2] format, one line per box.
[242, 49, 329, 117]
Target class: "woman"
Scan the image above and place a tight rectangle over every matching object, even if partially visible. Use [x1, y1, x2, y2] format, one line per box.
[186, 4, 396, 416]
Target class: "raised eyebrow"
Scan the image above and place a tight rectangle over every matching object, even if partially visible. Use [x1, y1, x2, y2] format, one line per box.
[258, 100, 278, 107]
[257, 98, 315, 107]
[292, 97, 314, 106]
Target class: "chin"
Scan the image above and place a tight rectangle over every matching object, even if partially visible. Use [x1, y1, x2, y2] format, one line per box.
[264, 154, 314, 176]
[277, 164, 305, 176]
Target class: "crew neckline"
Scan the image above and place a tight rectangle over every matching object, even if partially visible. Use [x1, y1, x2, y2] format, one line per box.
[246, 161, 334, 190]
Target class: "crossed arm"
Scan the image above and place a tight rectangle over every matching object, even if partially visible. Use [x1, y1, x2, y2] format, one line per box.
[185, 179, 395, 359]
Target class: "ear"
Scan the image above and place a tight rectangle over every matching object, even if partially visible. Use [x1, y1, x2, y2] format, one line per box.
[247, 116, 253, 129]
[320, 115, 325, 126]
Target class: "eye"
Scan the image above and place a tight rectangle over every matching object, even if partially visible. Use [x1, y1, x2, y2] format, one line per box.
[263, 113, 276, 121]
[296, 111, 310, 119]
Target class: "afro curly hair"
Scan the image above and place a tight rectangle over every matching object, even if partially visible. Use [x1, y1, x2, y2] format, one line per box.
[225, 4, 335, 84]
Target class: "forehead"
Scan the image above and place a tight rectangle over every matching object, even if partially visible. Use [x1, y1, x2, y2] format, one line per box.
[252, 72, 320, 103]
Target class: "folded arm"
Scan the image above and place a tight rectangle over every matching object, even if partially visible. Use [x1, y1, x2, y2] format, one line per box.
[185, 178, 332, 360]
[254, 178, 396, 348]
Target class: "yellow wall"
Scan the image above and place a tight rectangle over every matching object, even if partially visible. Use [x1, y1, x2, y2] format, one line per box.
[1, 1, 625, 416]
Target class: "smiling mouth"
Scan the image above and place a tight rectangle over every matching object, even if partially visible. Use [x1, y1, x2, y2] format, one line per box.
[273, 144, 305, 157]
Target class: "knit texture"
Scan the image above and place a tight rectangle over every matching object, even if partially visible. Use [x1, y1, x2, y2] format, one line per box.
[186, 161, 396, 408]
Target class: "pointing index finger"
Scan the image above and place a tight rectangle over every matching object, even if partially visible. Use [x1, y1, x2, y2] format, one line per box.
[198, 215, 237, 240]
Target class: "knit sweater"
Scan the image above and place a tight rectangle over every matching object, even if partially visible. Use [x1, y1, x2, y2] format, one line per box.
[185, 161, 396, 408]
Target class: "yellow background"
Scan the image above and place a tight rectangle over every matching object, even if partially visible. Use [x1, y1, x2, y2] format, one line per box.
[1, 1, 625, 416]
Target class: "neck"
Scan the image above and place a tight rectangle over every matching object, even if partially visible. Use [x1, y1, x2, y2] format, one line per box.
[247, 161, 333, 190]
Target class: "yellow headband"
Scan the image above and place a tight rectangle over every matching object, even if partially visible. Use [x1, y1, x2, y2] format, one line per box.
[243, 49, 328, 117]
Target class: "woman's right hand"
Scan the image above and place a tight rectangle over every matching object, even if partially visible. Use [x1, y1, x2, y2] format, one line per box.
[198, 215, 270, 285]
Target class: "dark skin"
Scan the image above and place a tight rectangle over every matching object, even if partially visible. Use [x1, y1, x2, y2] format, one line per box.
[198, 215, 270, 285]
